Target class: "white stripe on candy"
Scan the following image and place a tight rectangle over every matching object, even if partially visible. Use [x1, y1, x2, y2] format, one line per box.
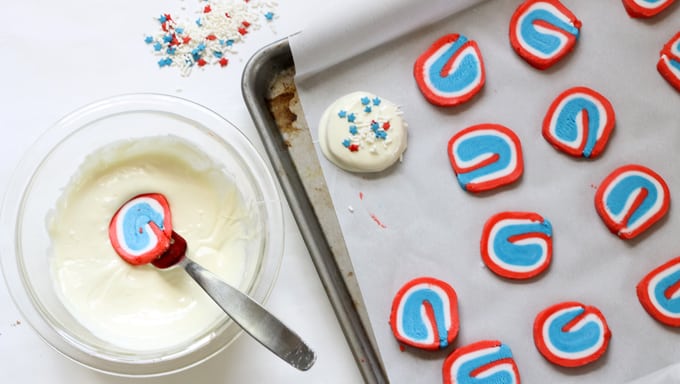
[595, 164, 670, 240]
[448, 124, 524, 193]
[637, 256, 680, 327]
[623, 0, 676, 18]
[509, 0, 581, 70]
[443, 340, 520, 384]
[414, 33, 485, 107]
[542, 86, 615, 159]
[533, 301, 611, 368]
[389, 277, 459, 351]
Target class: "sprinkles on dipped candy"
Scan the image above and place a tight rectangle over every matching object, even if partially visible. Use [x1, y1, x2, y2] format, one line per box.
[143, 0, 278, 75]
[337, 95, 398, 155]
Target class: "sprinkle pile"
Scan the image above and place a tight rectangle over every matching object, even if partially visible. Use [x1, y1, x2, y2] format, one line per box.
[144, 0, 278, 75]
[338, 96, 395, 153]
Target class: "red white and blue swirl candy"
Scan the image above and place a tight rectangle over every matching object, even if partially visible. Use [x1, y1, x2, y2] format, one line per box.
[443, 340, 521, 384]
[637, 256, 680, 327]
[481, 212, 553, 280]
[542, 86, 615, 159]
[622, 0, 676, 18]
[389, 277, 459, 351]
[533, 301, 611, 368]
[448, 124, 523, 193]
[509, 0, 582, 70]
[413, 33, 485, 107]
[595, 164, 670, 240]
[108, 193, 173, 265]
[657, 31, 680, 93]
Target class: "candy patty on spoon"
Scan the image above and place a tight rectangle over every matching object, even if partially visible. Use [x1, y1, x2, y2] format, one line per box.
[108, 193, 316, 371]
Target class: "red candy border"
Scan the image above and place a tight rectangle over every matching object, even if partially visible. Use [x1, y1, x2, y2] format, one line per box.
[388, 276, 459, 351]
[542, 86, 616, 159]
[594, 164, 670, 240]
[413, 33, 486, 107]
[622, 0, 676, 18]
[637, 256, 680, 327]
[447, 123, 524, 193]
[442, 340, 521, 384]
[480, 211, 552, 280]
[657, 31, 680, 93]
[108, 193, 173, 265]
[533, 301, 611, 368]
[509, 0, 582, 70]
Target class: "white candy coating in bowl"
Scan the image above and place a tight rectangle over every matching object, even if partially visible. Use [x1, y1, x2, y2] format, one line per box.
[0, 94, 284, 376]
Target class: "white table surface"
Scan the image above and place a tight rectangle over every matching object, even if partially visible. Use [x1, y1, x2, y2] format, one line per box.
[0, 1, 363, 383]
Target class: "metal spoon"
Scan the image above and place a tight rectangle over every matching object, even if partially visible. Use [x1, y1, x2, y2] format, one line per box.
[157, 231, 316, 371]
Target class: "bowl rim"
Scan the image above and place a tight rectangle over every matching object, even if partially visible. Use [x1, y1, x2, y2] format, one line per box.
[0, 93, 285, 377]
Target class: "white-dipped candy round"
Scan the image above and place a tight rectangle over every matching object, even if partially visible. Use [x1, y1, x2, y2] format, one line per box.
[318, 92, 407, 173]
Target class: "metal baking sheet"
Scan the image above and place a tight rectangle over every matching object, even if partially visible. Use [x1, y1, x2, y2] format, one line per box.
[242, 38, 388, 384]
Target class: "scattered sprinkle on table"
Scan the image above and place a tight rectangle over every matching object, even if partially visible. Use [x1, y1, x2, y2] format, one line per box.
[144, 0, 278, 76]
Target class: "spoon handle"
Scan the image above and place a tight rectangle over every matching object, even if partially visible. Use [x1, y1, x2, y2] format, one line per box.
[179, 257, 316, 371]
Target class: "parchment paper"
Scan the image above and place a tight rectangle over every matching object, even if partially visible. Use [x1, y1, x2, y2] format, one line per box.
[290, 1, 680, 383]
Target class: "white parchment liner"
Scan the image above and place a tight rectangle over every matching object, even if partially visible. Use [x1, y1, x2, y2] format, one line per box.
[289, 1, 680, 383]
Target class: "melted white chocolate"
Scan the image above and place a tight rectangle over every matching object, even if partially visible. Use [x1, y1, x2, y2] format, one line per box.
[48, 136, 257, 352]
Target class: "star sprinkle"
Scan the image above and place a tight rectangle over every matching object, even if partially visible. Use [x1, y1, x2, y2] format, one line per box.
[144, 0, 279, 76]
[338, 94, 393, 153]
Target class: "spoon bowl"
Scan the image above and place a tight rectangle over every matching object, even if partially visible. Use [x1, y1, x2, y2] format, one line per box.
[110, 193, 316, 371]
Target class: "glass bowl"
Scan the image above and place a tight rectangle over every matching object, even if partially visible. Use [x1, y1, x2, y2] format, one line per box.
[0, 94, 284, 376]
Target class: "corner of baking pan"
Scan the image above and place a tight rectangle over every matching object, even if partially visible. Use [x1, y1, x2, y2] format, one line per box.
[241, 38, 389, 384]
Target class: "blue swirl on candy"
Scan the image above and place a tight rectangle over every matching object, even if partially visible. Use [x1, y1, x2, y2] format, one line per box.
[121, 202, 166, 251]
[401, 288, 450, 348]
[670, 56, 680, 71]
[553, 97, 602, 158]
[605, 175, 658, 228]
[520, 9, 579, 56]
[455, 135, 512, 189]
[456, 344, 516, 384]
[653, 269, 680, 315]
[547, 307, 601, 354]
[494, 221, 552, 267]
[428, 35, 481, 94]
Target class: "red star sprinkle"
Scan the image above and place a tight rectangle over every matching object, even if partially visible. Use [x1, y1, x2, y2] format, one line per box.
[206, 34, 217, 40]
[383, 121, 390, 130]
[238, 27, 248, 35]
[197, 58, 207, 67]
[182, 36, 192, 44]
[219, 57, 229, 67]
[349, 144, 360, 152]
[242, 21, 251, 27]
[204, 5, 212, 13]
